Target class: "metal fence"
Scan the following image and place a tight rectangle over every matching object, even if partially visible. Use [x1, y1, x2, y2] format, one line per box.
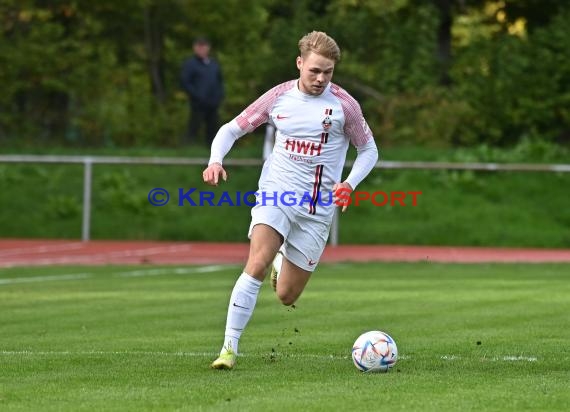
[1, 154, 569, 245]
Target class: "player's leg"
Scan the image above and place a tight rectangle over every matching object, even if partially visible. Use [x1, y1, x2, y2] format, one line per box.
[244, 224, 283, 281]
[211, 222, 284, 369]
[275, 257, 311, 306]
[272, 217, 328, 306]
[270, 249, 284, 291]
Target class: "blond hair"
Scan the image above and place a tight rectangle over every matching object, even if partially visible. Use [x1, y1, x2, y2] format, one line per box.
[298, 31, 341, 63]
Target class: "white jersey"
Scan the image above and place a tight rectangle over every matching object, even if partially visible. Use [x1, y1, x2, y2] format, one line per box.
[235, 80, 374, 221]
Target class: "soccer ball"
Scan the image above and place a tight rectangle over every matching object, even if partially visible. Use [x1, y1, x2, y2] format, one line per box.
[351, 330, 398, 372]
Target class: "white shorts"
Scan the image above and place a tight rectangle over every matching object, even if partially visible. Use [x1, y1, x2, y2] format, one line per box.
[248, 204, 330, 272]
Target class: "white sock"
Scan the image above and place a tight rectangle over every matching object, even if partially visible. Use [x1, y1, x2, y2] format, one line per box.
[221, 272, 262, 355]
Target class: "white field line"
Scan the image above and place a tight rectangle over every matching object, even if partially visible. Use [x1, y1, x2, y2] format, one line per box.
[0, 265, 233, 286]
[116, 265, 232, 277]
[0, 273, 91, 285]
[440, 355, 460, 360]
[0, 245, 194, 267]
[0, 242, 85, 257]
[0, 350, 382, 360]
[0, 350, 539, 362]
[440, 354, 537, 362]
[0, 350, 217, 357]
[498, 355, 538, 362]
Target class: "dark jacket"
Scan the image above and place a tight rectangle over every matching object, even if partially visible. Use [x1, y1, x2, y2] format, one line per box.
[180, 56, 224, 108]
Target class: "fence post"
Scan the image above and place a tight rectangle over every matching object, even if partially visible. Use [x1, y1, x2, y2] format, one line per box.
[82, 159, 92, 242]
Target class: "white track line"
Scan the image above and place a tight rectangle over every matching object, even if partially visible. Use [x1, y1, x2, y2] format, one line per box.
[0, 273, 91, 285]
[0, 242, 84, 257]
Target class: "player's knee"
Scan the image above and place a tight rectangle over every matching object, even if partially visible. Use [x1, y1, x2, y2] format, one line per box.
[245, 257, 270, 279]
[277, 289, 297, 306]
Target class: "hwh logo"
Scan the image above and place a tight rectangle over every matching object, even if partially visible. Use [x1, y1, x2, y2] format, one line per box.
[285, 139, 322, 156]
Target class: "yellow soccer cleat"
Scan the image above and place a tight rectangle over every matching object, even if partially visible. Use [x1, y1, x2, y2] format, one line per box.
[210, 349, 237, 370]
[270, 251, 284, 291]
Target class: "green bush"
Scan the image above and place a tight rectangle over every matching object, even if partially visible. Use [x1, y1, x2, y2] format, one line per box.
[450, 9, 570, 145]
[372, 87, 480, 147]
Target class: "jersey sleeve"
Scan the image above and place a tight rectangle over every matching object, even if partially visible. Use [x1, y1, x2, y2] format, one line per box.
[208, 120, 244, 165]
[235, 80, 296, 132]
[332, 85, 375, 147]
[208, 80, 296, 165]
[344, 139, 379, 190]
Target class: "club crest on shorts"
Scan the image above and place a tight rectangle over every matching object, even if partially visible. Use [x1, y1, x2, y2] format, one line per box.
[322, 108, 333, 130]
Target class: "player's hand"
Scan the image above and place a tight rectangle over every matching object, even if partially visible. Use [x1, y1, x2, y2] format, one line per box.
[332, 182, 353, 212]
[202, 162, 227, 186]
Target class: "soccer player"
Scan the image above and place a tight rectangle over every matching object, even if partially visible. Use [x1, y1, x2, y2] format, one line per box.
[203, 31, 379, 369]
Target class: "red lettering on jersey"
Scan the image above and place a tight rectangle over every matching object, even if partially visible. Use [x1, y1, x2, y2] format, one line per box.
[310, 142, 322, 156]
[296, 140, 310, 155]
[285, 138, 322, 156]
[285, 139, 296, 152]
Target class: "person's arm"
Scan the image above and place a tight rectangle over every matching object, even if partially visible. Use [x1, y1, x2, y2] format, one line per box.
[218, 64, 225, 100]
[208, 80, 296, 166]
[203, 80, 296, 186]
[203, 120, 245, 186]
[180, 59, 197, 97]
[344, 139, 378, 189]
[332, 87, 379, 210]
[333, 140, 378, 211]
[338, 90, 379, 190]
[208, 120, 247, 166]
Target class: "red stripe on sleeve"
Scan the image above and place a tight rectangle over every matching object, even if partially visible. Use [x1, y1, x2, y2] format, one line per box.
[235, 80, 296, 132]
[330, 84, 374, 147]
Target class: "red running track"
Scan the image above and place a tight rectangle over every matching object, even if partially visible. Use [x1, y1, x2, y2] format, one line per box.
[1, 239, 569, 268]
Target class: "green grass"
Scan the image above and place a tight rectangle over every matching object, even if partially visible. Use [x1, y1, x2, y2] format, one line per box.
[1, 263, 569, 411]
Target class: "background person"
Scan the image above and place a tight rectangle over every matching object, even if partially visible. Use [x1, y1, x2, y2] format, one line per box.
[180, 36, 224, 145]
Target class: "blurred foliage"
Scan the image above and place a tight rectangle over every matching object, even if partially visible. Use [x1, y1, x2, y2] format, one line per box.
[0, 0, 568, 148]
[44, 194, 81, 219]
[97, 170, 155, 215]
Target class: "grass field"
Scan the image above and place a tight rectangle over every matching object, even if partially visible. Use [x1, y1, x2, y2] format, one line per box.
[1, 262, 569, 411]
